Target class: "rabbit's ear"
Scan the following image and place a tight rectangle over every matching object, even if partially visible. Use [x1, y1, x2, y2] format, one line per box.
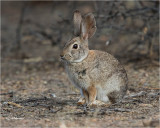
[73, 10, 82, 36]
[81, 13, 97, 40]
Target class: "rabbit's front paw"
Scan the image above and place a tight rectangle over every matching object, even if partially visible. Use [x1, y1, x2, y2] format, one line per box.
[77, 97, 86, 105]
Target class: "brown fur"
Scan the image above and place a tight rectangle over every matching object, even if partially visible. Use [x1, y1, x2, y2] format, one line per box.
[87, 85, 97, 104]
[82, 89, 88, 104]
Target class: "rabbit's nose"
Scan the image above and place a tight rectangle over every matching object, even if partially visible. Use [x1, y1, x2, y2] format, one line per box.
[60, 54, 64, 58]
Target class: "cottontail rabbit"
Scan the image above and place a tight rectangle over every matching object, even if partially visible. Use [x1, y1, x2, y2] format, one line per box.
[60, 10, 128, 106]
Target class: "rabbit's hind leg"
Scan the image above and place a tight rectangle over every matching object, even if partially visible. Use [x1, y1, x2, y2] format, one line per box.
[95, 91, 111, 107]
[107, 86, 127, 104]
[90, 100, 107, 107]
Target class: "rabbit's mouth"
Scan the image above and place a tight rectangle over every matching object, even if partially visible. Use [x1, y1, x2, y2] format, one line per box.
[60, 54, 72, 62]
[60, 56, 67, 61]
[60, 56, 65, 61]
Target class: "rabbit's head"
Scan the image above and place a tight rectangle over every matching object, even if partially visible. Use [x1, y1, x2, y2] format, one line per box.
[60, 10, 96, 63]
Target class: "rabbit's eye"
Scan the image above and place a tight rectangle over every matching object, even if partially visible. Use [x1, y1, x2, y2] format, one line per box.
[73, 44, 78, 49]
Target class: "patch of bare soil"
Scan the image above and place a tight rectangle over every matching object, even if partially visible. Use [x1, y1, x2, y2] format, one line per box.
[1, 60, 159, 127]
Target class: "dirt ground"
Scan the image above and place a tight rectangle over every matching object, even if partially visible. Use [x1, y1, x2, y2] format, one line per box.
[1, 59, 159, 127]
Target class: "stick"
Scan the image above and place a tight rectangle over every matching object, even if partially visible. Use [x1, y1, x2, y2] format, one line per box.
[5, 102, 23, 108]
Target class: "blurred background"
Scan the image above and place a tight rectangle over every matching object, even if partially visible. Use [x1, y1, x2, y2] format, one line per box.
[1, 1, 159, 74]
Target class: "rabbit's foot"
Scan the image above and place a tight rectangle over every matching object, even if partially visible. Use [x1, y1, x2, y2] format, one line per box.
[88, 100, 107, 107]
[77, 97, 86, 105]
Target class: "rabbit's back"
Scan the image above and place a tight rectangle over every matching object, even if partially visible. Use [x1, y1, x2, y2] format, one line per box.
[87, 50, 127, 84]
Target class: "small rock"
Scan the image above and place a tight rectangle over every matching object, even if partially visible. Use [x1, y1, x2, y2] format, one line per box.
[106, 40, 110, 46]
[43, 81, 47, 84]
[50, 93, 57, 98]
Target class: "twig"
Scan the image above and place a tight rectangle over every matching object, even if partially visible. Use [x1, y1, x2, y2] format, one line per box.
[124, 91, 147, 98]
[53, 107, 63, 113]
[14, 3, 26, 51]
[99, 108, 131, 114]
[0, 92, 14, 96]
[142, 87, 160, 90]
[4, 102, 23, 108]
[108, 108, 131, 112]
[15, 97, 48, 104]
